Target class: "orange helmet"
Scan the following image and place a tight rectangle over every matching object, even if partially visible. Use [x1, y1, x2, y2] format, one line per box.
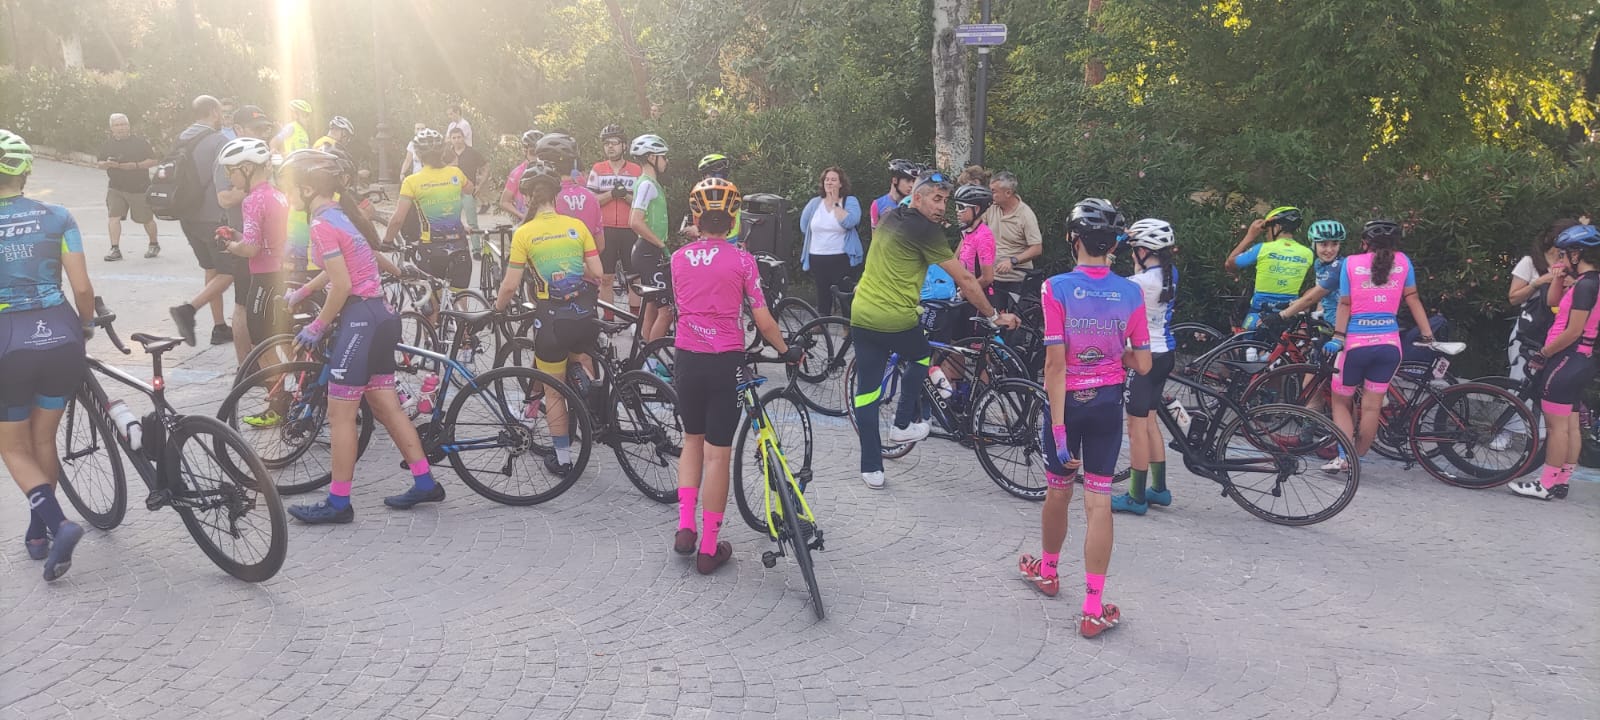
[689, 177, 741, 219]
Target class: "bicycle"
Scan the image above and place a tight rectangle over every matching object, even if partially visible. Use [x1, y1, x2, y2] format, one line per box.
[57, 298, 287, 581]
[1474, 346, 1600, 474]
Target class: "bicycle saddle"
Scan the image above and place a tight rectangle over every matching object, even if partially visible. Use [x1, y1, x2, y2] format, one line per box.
[597, 319, 632, 335]
[130, 333, 185, 354]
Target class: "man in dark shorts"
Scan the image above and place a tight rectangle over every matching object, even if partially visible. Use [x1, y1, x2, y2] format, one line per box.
[169, 95, 234, 346]
[97, 113, 159, 261]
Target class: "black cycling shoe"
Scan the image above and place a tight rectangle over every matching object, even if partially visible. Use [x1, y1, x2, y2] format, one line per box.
[544, 454, 575, 478]
[288, 501, 354, 524]
[383, 483, 446, 509]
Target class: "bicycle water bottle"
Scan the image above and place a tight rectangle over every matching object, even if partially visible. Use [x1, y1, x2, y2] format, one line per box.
[928, 366, 954, 399]
[1165, 397, 1192, 437]
[417, 373, 441, 415]
[397, 384, 419, 419]
[106, 399, 143, 451]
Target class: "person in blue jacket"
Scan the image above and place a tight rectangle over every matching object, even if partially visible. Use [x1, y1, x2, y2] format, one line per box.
[799, 166, 864, 316]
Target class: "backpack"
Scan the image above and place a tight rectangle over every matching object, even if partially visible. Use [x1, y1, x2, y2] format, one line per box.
[1514, 285, 1555, 349]
[146, 129, 216, 221]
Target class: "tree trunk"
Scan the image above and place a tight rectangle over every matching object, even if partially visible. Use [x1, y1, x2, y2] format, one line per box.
[1570, 27, 1599, 146]
[58, 31, 82, 68]
[931, 0, 972, 171]
[1084, 0, 1105, 86]
[603, 0, 652, 119]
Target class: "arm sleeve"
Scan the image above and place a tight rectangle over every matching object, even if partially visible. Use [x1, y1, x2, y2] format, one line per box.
[58, 209, 84, 253]
[1572, 276, 1599, 312]
[580, 225, 599, 257]
[840, 196, 862, 229]
[1338, 263, 1351, 295]
[631, 180, 657, 212]
[1023, 207, 1042, 247]
[869, 198, 882, 228]
[742, 252, 767, 309]
[399, 174, 418, 199]
[241, 194, 263, 247]
[1511, 256, 1538, 283]
[1235, 245, 1261, 268]
[1126, 303, 1151, 349]
[1404, 262, 1417, 288]
[1041, 281, 1065, 346]
[311, 224, 342, 263]
[977, 227, 996, 266]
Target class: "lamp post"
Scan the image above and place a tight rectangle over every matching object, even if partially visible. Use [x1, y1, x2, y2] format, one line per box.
[371, 0, 392, 183]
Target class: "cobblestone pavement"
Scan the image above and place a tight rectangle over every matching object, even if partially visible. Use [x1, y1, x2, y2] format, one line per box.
[2, 160, 1597, 719]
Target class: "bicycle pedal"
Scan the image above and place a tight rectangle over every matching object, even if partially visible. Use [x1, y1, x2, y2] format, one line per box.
[145, 489, 173, 511]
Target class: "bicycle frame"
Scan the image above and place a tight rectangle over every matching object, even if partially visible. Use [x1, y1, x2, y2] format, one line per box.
[738, 377, 816, 540]
[396, 342, 521, 456]
[872, 330, 1020, 445]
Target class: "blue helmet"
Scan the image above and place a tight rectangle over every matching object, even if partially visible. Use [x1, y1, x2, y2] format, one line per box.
[1553, 223, 1600, 250]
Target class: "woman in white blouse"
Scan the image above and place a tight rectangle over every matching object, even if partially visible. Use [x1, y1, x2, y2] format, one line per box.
[1507, 219, 1578, 379]
[798, 167, 864, 316]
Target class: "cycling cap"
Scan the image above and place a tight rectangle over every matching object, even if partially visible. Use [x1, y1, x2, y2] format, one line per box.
[218, 137, 272, 167]
[535, 133, 579, 163]
[1554, 223, 1600, 249]
[698, 153, 731, 175]
[0, 129, 34, 176]
[1308, 219, 1347, 243]
[1265, 206, 1303, 233]
[630, 134, 669, 157]
[1125, 218, 1175, 250]
[690, 177, 742, 217]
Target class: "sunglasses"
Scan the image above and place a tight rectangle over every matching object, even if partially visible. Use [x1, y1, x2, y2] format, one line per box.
[955, 201, 976, 213]
[913, 172, 953, 193]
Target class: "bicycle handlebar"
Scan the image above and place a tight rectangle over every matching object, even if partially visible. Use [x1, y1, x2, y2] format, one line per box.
[92, 296, 133, 355]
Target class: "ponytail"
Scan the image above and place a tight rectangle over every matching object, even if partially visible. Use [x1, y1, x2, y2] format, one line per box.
[1370, 247, 1394, 286]
[1156, 248, 1177, 304]
[339, 192, 384, 250]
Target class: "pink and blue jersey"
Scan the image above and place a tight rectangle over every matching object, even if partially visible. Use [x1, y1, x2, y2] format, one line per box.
[1338, 251, 1415, 350]
[671, 238, 765, 354]
[240, 183, 288, 275]
[1042, 266, 1150, 391]
[870, 193, 899, 228]
[310, 205, 384, 299]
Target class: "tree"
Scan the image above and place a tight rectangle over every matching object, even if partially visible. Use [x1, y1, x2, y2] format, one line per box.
[931, 0, 972, 170]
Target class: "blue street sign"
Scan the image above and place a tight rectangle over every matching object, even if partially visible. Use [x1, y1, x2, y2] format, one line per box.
[955, 23, 1007, 46]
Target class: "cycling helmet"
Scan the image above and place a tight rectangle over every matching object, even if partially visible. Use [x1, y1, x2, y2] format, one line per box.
[0, 129, 34, 176]
[412, 128, 446, 151]
[289, 99, 313, 115]
[1068, 198, 1125, 255]
[630, 134, 669, 158]
[952, 184, 994, 214]
[599, 124, 625, 142]
[518, 129, 544, 149]
[1125, 218, 1175, 250]
[535, 133, 579, 163]
[1554, 223, 1600, 250]
[1265, 206, 1303, 233]
[1361, 219, 1403, 246]
[280, 149, 346, 194]
[217, 137, 272, 167]
[329, 115, 354, 135]
[518, 159, 563, 195]
[888, 158, 921, 180]
[1307, 219, 1347, 243]
[689, 177, 741, 218]
[324, 146, 359, 184]
[698, 153, 731, 176]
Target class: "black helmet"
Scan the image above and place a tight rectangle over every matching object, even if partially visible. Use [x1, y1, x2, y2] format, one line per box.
[518, 159, 563, 195]
[535, 133, 579, 163]
[1067, 197, 1125, 255]
[1362, 219, 1403, 247]
[599, 124, 625, 142]
[888, 158, 921, 180]
[952, 184, 994, 214]
[280, 149, 346, 196]
[519, 129, 544, 149]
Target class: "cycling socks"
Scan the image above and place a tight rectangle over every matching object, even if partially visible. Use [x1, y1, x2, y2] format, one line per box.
[1083, 573, 1106, 616]
[553, 436, 572, 465]
[409, 459, 436, 491]
[1539, 464, 1562, 490]
[677, 487, 699, 530]
[699, 510, 724, 555]
[1128, 468, 1148, 503]
[1149, 461, 1167, 493]
[25, 506, 46, 542]
[328, 480, 352, 510]
[26, 484, 63, 536]
[1560, 463, 1575, 485]
[1041, 552, 1060, 580]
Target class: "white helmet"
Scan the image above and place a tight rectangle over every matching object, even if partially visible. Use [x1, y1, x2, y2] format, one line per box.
[1125, 218, 1175, 250]
[329, 115, 354, 135]
[630, 134, 669, 158]
[217, 137, 272, 168]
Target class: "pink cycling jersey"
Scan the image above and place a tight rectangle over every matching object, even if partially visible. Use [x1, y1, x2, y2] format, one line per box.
[1547, 271, 1600, 355]
[1042, 265, 1149, 391]
[671, 238, 764, 354]
[239, 182, 288, 274]
[504, 161, 529, 216]
[311, 204, 384, 298]
[1337, 251, 1415, 350]
[555, 178, 604, 245]
[957, 223, 996, 295]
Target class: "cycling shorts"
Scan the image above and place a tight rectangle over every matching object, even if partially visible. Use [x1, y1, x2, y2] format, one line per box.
[244, 272, 288, 343]
[630, 241, 667, 288]
[1041, 384, 1124, 492]
[1333, 344, 1401, 396]
[328, 297, 400, 400]
[417, 243, 472, 290]
[601, 227, 637, 275]
[532, 313, 600, 373]
[1125, 351, 1175, 418]
[0, 304, 87, 421]
[1539, 348, 1597, 415]
[674, 349, 743, 446]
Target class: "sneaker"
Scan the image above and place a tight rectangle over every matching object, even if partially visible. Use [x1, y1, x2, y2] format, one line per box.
[25, 536, 48, 561]
[1079, 604, 1122, 638]
[42, 521, 84, 581]
[288, 501, 355, 524]
[695, 541, 732, 575]
[888, 421, 931, 444]
[144, 244, 161, 259]
[1508, 479, 1567, 500]
[1144, 488, 1172, 507]
[1320, 456, 1349, 474]
[1489, 431, 1514, 452]
[210, 324, 233, 346]
[544, 454, 575, 478]
[241, 410, 283, 428]
[170, 304, 198, 346]
[673, 528, 698, 555]
[1017, 554, 1060, 597]
[1110, 493, 1148, 515]
[860, 470, 885, 490]
[383, 483, 446, 509]
[104, 247, 123, 262]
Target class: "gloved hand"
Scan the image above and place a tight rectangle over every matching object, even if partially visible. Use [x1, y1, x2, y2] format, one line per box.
[1322, 337, 1345, 355]
[779, 344, 805, 364]
[1052, 424, 1073, 467]
[213, 225, 237, 251]
[295, 318, 327, 349]
[81, 323, 96, 342]
[284, 286, 310, 309]
[1527, 352, 1548, 375]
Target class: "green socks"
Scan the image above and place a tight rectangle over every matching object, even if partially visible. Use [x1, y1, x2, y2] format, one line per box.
[1129, 468, 1148, 503]
[1150, 460, 1167, 493]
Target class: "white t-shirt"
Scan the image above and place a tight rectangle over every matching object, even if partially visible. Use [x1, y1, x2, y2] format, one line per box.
[405, 141, 422, 174]
[1512, 255, 1539, 285]
[1130, 266, 1174, 354]
[808, 202, 848, 255]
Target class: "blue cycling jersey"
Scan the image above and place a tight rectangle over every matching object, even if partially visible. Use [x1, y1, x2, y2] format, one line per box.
[1314, 258, 1342, 320]
[0, 194, 83, 314]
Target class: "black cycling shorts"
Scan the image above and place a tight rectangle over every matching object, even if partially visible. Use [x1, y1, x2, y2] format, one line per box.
[1539, 347, 1597, 413]
[674, 349, 743, 447]
[532, 313, 600, 366]
[601, 227, 637, 275]
[0, 304, 87, 422]
[630, 241, 668, 288]
[1125, 351, 1175, 418]
[417, 243, 472, 290]
[245, 272, 289, 343]
[328, 297, 400, 395]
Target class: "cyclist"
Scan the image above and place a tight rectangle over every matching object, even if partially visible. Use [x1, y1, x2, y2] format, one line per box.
[491, 159, 604, 478]
[1226, 206, 1312, 335]
[213, 138, 289, 354]
[587, 124, 641, 311]
[279, 150, 440, 524]
[0, 130, 96, 581]
[272, 98, 313, 155]
[381, 128, 474, 320]
[1319, 220, 1435, 473]
[313, 116, 354, 152]
[1016, 198, 1151, 639]
[919, 184, 997, 336]
[870, 158, 921, 228]
[498, 129, 543, 222]
[536, 133, 603, 245]
[1111, 218, 1178, 516]
[1270, 219, 1347, 324]
[669, 178, 800, 574]
[1510, 223, 1599, 501]
[851, 171, 1018, 489]
[627, 133, 673, 342]
[680, 154, 742, 243]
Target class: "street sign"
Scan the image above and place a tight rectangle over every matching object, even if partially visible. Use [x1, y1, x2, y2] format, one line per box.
[955, 23, 1007, 46]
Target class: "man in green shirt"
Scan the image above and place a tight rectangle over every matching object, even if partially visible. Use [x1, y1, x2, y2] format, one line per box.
[852, 171, 1019, 489]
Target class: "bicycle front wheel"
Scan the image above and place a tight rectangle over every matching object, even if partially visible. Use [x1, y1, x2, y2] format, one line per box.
[969, 378, 1050, 501]
[733, 387, 815, 533]
[221, 361, 376, 495]
[444, 366, 593, 505]
[610, 370, 683, 503]
[776, 453, 824, 621]
[56, 385, 128, 530]
[786, 316, 853, 417]
[165, 415, 288, 582]
[234, 333, 299, 387]
[1214, 403, 1359, 526]
[1409, 383, 1537, 489]
[773, 296, 819, 338]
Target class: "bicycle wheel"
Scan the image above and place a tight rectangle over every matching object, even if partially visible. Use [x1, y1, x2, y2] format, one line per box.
[969, 378, 1050, 500]
[1213, 403, 1358, 526]
[609, 370, 683, 503]
[786, 316, 853, 417]
[1171, 322, 1227, 371]
[773, 296, 819, 338]
[733, 387, 815, 532]
[234, 333, 299, 387]
[220, 361, 376, 495]
[1409, 383, 1537, 489]
[441, 290, 498, 377]
[844, 357, 914, 459]
[443, 366, 593, 505]
[1187, 338, 1275, 409]
[56, 385, 128, 530]
[776, 452, 824, 621]
[1471, 375, 1544, 475]
[494, 335, 538, 369]
[165, 414, 288, 582]
[628, 336, 677, 381]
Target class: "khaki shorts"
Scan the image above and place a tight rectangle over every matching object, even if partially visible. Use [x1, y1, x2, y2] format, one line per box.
[107, 188, 153, 224]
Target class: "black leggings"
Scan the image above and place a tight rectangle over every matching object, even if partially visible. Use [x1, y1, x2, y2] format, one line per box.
[809, 254, 854, 317]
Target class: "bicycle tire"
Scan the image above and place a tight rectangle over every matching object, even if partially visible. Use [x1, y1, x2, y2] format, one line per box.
[234, 333, 299, 387]
[843, 357, 915, 459]
[776, 452, 825, 621]
[494, 335, 539, 369]
[1214, 403, 1359, 526]
[56, 385, 129, 530]
[969, 377, 1050, 501]
[1471, 374, 1545, 475]
[1241, 362, 1393, 463]
[220, 361, 376, 495]
[444, 366, 593, 505]
[786, 316, 853, 417]
[398, 310, 441, 374]
[164, 414, 288, 582]
[774, 296, 820, 338]
[1408, 383, 1537, 489]
[733, 386, 815, 532]
[609, 370, 682, 503]
[627, 336, 678, 380]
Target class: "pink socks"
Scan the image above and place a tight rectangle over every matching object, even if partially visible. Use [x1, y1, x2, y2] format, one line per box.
[1560, 463, 1576, 485]
[699, 510, 724, 555]
[677, 487, 699, 530]
[1083, 573, 1106, 616]
[1041, 552, 1060, 580]
[1540, 464, 1562, 490]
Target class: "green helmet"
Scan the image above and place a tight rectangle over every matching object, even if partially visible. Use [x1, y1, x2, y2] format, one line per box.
[0, 130, 33, 176]
[1264, 206, 1303, 233]
[698, 153, 730, 176]
[1307, 219, 1346, 244]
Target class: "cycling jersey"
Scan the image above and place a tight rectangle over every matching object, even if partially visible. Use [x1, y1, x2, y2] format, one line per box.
[239, 183, 288, 275]
[0, 194, 83, 314]
[399, 165, 469, 246]
[852, 206, 954, 333]
[1236, 237, 1313, 309]
[587, 160, 642, 228]
[1129, 265, 1176, 354]
[1547, 271, 1600, 355]
[275, 122, 310, 154]
[1313, 257, 1342, 320]
[1042, 265, 1150, 391]
[310, 204, 384, 299]
[312, 135, 338, 152]
[555, 177, 604, 244]
[505, 161, 530, 217]
[958, 223, 997, 295]
[671, 238, 764, 354]
[869, 193, 900, 228]
[631, 175, 669, 246]
[1338, 251, 1415, 350]
[508, 210, 599, 318]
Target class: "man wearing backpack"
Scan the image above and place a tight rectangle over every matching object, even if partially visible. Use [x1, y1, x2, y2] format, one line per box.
[167, 95, 234, 346]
